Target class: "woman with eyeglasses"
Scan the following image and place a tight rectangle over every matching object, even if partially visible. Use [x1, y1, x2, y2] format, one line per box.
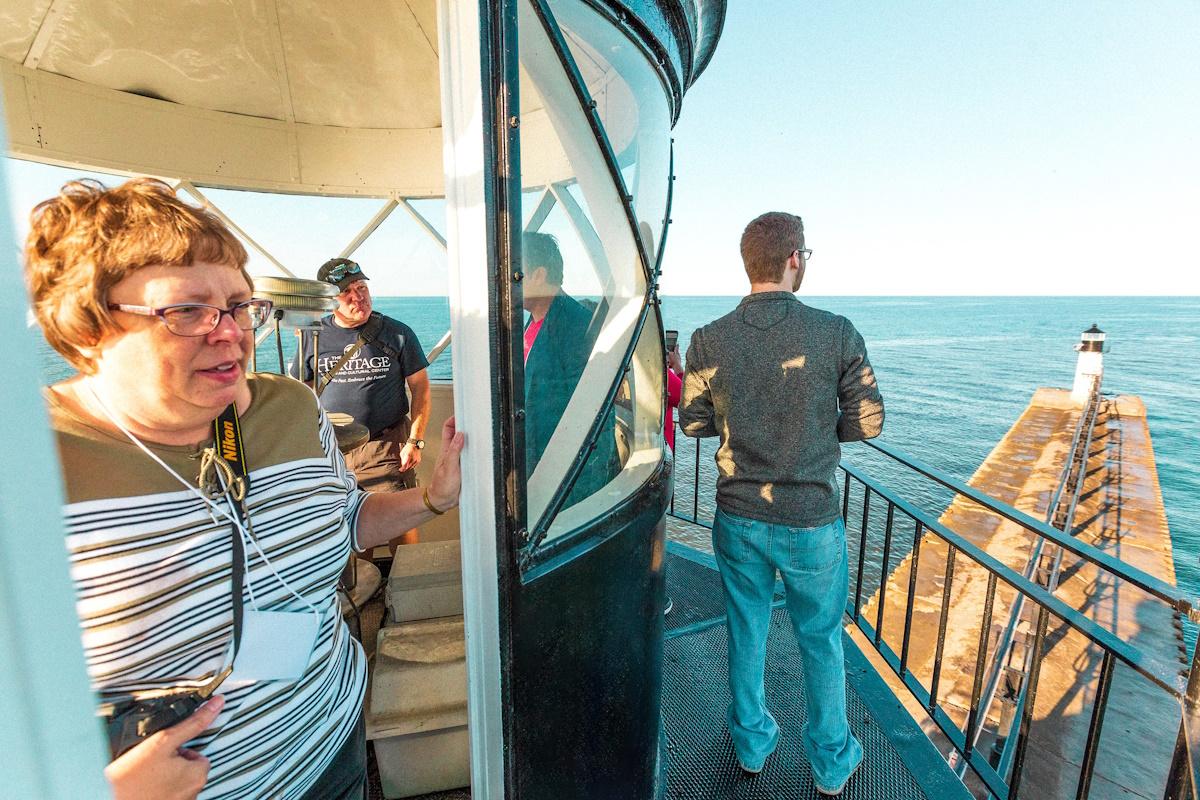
[26, 178, 464, 800]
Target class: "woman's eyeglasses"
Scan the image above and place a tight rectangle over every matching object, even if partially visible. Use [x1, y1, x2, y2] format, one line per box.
[107, 299, 275, 336]
[326, 261, 362, 282]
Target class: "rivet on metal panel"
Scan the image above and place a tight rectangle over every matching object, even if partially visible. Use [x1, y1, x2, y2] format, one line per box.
[512, 271, 523, 282]
[509, 115, 520, 128]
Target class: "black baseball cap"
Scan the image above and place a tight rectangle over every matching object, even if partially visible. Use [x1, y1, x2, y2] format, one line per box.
[317, 258, 370, 291]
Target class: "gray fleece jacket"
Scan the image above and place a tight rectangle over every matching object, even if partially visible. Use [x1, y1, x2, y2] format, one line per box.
[680, 292, 884, 527]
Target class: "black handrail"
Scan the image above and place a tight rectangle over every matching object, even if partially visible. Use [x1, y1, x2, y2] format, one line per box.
[970, 378, 1105, 778]
[841, 463, 1183, 691]
[667, 430, 1200, 799]
[860, 438, 1193, 615]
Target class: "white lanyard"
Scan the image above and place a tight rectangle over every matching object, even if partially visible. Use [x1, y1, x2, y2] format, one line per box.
[85, 383, 321, 616]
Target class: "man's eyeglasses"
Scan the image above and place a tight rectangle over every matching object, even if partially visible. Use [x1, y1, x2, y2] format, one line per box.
[107, 299, 275, 337]
[326, 261, 362, 282]
[794, 248, 813, 262]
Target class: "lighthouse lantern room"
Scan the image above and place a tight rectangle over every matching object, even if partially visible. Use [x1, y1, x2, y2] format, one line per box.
[1071, 323, 1107, 404]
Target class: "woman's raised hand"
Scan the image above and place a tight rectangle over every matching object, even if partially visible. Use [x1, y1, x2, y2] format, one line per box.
[427, 416, 466, 511]
[105, 696, 225, 800]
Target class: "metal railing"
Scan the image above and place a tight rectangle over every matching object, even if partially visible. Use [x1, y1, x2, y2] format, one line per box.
[965, 377, 1104, 780]
[666, 426, 1200, 800]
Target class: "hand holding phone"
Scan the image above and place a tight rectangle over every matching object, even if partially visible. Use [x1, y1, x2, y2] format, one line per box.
[665, 329, 682, 374]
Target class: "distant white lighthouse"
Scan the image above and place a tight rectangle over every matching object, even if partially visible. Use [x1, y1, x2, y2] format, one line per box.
[1071, 323, 1106, 404]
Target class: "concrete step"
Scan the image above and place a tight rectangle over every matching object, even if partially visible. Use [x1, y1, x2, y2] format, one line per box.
[367, 615, 469, 799]
[386, 540, 463, 624]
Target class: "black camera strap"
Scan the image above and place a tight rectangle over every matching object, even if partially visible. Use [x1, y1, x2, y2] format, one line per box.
[316, 335, 370, 397]
[98, 404, 251, 757]
[358, 312, 402, 362]
[315, 312, 402, 396]
[213, 402, 248, 665]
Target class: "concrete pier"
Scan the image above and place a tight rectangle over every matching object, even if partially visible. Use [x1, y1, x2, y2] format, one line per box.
[864, 388, 1186, 799]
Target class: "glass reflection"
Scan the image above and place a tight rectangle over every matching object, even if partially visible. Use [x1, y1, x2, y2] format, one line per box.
[522, 232, 620, 504]
[542, 312, 665, 542]
[549, 0, 672, 264]
[518, 0, 652, 534]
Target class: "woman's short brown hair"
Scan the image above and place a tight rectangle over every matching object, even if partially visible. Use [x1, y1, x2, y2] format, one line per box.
[24, 178, 250, 373]
[740, 212, 805, 284]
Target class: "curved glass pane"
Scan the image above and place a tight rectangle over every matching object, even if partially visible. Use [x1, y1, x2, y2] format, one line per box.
[549, 0, 672, 264]
[517, 0, 660, 534]
[544, 313, 665, 542]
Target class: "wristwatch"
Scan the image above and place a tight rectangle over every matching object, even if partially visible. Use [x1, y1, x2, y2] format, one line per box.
[407, 438, 425, 449]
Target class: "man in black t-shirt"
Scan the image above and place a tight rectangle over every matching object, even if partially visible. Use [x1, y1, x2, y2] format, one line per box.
[290, 258, 430, 544]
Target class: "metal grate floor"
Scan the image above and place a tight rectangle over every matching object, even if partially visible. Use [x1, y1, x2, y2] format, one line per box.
[665, 551, 734, 633]
[665, 545, 784, 636]
[662, 545, 968, 800]
[368, 544, 964, 800]
[664, 609, 928, 799]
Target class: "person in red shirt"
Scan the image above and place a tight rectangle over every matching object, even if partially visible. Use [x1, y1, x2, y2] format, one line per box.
[520, 233, 595, 475]
[666, 343, 683, 452]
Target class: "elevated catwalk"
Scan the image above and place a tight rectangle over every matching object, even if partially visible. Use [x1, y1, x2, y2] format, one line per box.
[662, 543, 970, 800]
[371, 535, 970, 799]
[864, 388, 1185, 799]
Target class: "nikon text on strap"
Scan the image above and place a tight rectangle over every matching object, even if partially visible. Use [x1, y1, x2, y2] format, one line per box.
[214, 402, 248, 663]
[100, 403, 250, 759]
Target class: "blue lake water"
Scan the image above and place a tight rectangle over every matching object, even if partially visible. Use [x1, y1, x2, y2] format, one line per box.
[37, 295, 1199, 639]
[661, 295, 1200, 649]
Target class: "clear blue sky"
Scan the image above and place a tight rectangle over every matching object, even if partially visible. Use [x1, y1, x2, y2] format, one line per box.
[660, 0, 1200, 295]
[5, 2, 1197, 296]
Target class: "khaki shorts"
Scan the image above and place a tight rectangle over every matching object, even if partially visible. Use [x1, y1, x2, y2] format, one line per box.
[343, 417, 419, 494]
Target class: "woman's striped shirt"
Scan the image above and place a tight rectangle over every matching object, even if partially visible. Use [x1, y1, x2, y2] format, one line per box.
[49, 373, 369, 799]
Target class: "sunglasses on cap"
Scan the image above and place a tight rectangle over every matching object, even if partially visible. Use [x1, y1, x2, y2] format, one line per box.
[326, 261, 363, 282]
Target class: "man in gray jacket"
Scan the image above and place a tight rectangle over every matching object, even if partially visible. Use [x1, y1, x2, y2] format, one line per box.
[680, 211, 883, 795]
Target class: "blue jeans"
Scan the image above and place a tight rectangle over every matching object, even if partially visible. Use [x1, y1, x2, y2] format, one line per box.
[711, 507, 863, 788]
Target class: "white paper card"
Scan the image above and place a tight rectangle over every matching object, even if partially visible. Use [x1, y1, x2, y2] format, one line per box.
[227, 609, 319, 685]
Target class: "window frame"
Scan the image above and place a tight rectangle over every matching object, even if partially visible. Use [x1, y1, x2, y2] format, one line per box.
[515, 0, 677, 569]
